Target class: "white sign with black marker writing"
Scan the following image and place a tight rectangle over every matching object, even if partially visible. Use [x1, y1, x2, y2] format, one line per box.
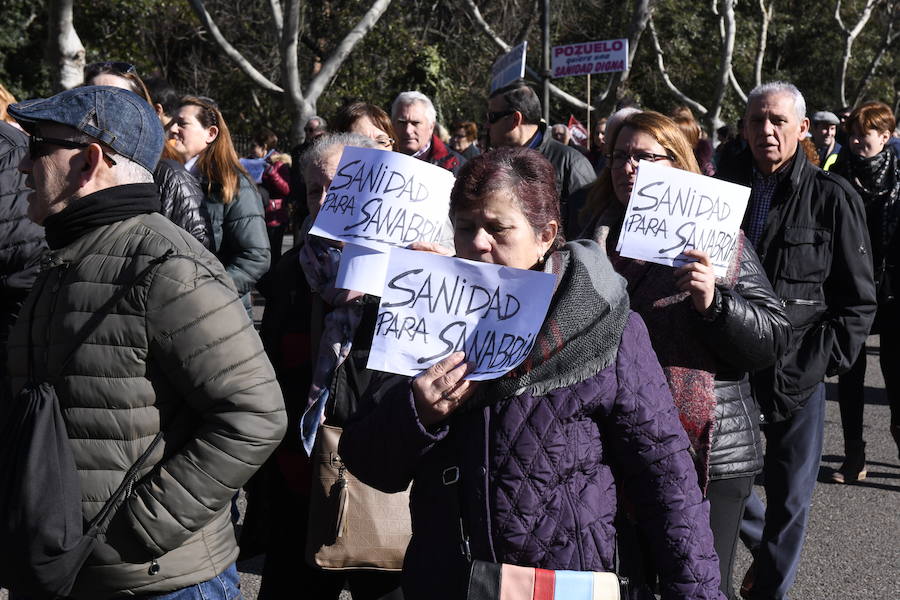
[615, 161, 751, 277]
[367, 248, 556, 380]
[308, 146, 454, 250]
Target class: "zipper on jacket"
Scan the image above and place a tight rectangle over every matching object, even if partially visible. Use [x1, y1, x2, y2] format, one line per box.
[44, 262, 69, 350]
[148, 559, 160, 575]
[781, 298, 823, 307]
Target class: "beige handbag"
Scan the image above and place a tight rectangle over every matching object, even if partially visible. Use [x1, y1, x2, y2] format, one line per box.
[305, 424, 412, 571]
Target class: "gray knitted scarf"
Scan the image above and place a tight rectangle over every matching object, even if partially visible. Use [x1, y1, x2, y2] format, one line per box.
[470, 240, 631, 405]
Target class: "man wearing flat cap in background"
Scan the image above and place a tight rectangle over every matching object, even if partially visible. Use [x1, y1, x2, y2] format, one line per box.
[3, 86, 286, 598]
[810, 110, 841, 171]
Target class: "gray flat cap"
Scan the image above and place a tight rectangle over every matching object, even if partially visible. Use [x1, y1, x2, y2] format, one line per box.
[811, 111, 840, 125]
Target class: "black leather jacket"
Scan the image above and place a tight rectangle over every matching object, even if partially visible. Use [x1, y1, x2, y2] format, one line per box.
[154, 159, 212, 249]
[0, 122, 46, 378]
[698, 239, 791, 479]
[717, 147, 877, 422]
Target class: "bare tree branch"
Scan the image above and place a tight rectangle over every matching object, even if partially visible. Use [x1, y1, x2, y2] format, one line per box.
[708, 0, 738, 128]
[268, 0, 284, 40]
[605, 0, 656, 103]
[305, 0, 392, 101]
[729, 68, 747, 103]
[755, 0, 775, 88]
[647, 16, 708, 116]
[851, 0, 900, 105]
[187, 0, 284, 92]
[834, 0, 882, 105]
[461, 0, 594, 110]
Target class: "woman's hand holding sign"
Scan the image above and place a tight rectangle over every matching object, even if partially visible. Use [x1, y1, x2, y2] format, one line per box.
[412, 351, 479, 426]
[675, 249, 717, 315]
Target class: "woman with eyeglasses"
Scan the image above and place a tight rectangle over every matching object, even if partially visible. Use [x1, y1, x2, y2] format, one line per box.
[830, 101, 900, 475]
[332, 101, 397, 151]
[83, 61, 212, 249]
[168, 96, 270, 313]
[582, 111, 790, 600]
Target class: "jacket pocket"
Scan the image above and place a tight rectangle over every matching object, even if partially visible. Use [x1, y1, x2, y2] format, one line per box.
[780, 226, 831, 283]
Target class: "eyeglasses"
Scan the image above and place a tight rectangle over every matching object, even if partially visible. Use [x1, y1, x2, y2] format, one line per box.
[608, 150, 674, 169]
[374, 135, 394, 148]
[85, 61, 136, 78]
[486, 109, 516, 125]
[29, 135, 117, 166]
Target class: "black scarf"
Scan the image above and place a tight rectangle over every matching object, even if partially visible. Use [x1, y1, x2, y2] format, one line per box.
[43, 184, 161, 250]
[833, 147, 900, 250]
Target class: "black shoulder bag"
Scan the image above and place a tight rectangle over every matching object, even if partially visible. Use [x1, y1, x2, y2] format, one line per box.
[0, 252, 170, 599]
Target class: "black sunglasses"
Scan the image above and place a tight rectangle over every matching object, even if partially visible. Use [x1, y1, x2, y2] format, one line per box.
[29, 135, 117, 166]
[486, 109, 516, 125]
[85, 61, 136, 78]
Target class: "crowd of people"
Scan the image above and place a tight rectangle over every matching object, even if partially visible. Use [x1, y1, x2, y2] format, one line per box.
[0, 60, 898, 600]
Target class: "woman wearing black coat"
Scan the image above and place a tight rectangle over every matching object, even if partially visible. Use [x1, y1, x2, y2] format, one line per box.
[582, 111, 791, 600]
[831, 101, 900, 478]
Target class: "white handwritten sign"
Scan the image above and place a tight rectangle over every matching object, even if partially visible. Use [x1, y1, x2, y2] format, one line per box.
[491, 42, 528, 92]
[367, 248, 556, 380]
[308, 146, 454, 250]
[551, 38, 628, 79]
[615, 161, 750, 277]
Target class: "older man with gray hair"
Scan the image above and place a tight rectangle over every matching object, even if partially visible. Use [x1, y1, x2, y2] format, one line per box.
[717, 81, 875, 600]
[391, 90, 464, 175]
[4, 86, 286, 598]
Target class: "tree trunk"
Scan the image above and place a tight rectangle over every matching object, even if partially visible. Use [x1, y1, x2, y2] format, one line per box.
[47, 0, 85, 92]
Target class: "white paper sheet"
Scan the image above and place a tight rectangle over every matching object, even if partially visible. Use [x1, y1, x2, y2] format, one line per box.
[366, 248, 556, 381]
[335, 243, 390, 297]
[615, 161, 751, 277]
[308, 146, 455, 251]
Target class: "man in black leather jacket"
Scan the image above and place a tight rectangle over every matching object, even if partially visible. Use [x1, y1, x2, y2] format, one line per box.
[716, 82, 876, 600]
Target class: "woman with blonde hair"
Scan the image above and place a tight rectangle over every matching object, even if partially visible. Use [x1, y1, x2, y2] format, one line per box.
[583, 111, 789, 600]
[169, 95, 270, 310]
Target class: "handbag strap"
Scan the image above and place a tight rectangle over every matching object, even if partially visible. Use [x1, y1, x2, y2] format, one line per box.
[442, 464, 473, 562]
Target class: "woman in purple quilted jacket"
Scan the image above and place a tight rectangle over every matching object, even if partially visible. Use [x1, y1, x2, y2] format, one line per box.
[339, 146, 726, 600]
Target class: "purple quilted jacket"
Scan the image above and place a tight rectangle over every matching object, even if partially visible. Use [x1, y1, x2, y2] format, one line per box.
[340, 312, 724, 600]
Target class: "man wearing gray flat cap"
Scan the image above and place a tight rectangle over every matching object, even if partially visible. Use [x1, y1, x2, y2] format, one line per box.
[3, 86, 286, 598]
[810, 110, 841, 170]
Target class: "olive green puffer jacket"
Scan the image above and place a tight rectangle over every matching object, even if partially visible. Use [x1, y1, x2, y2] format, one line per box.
[7, 212, 287, 597]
